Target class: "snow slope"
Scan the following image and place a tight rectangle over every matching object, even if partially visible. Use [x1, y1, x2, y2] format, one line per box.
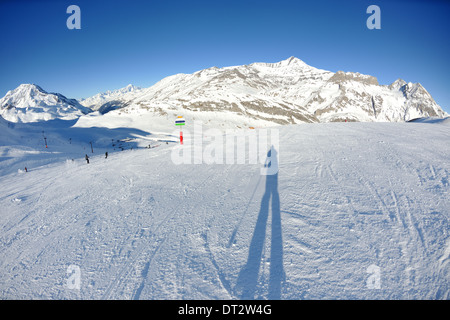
[0, 116, 172, 177]
[0, 119, 449, 299]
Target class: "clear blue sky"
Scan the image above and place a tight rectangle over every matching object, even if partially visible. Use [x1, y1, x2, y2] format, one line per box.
[1, 0, 449, 113]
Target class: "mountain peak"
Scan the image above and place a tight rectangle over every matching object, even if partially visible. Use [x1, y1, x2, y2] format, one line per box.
[114, 84, 141, 93]
[78, 84, 143, 110]
[250, 56, 308, 69]
[15, 83, 47, 94]
[0, 83, 90, 123]
[124, 84, 139, 91]
[274, 56, 308, 68]
[283, 56, 302, 65]
[388, 78, 407, 91]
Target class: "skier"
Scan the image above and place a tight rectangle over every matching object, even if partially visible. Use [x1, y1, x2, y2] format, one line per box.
[85, 154, 90, 164]
[105, 152, 108, 159]
[24, 167, 27, 173]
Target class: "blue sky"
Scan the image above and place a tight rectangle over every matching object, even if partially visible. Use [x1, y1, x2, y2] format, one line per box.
[1, 0, 449, 113]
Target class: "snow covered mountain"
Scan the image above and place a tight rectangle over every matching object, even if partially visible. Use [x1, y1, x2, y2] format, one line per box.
[0, 84, 91, 123]
[307, 71, 446, 122]
[78, 57, 446, 126]
[1, 58, 446, 126]
[79, 84, 143, 114]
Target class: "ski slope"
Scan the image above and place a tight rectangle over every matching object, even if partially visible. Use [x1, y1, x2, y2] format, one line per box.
[0, 119, 449, 299]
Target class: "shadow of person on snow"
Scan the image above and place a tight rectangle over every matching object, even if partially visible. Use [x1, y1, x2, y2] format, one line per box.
[235, 146, 284, 299]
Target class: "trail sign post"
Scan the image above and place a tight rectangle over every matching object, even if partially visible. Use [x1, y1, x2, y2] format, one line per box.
[175, 116, 185, 144]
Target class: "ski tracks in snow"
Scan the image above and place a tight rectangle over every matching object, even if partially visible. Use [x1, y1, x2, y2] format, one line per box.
[284, 125, 449, 298]
[102, 155, 241, 299]
[1, 123, 448, 299]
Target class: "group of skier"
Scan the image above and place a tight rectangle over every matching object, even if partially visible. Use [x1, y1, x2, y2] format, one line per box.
[24, 139, 168, 171]
[85, 152, 108, 164]
[24, 151, 108, 172]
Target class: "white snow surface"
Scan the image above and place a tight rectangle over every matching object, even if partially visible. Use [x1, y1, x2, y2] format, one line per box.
[0, 117, 449, 300]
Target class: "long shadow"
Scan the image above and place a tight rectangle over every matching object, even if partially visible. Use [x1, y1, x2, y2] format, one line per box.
[235, 146, 284, 299]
